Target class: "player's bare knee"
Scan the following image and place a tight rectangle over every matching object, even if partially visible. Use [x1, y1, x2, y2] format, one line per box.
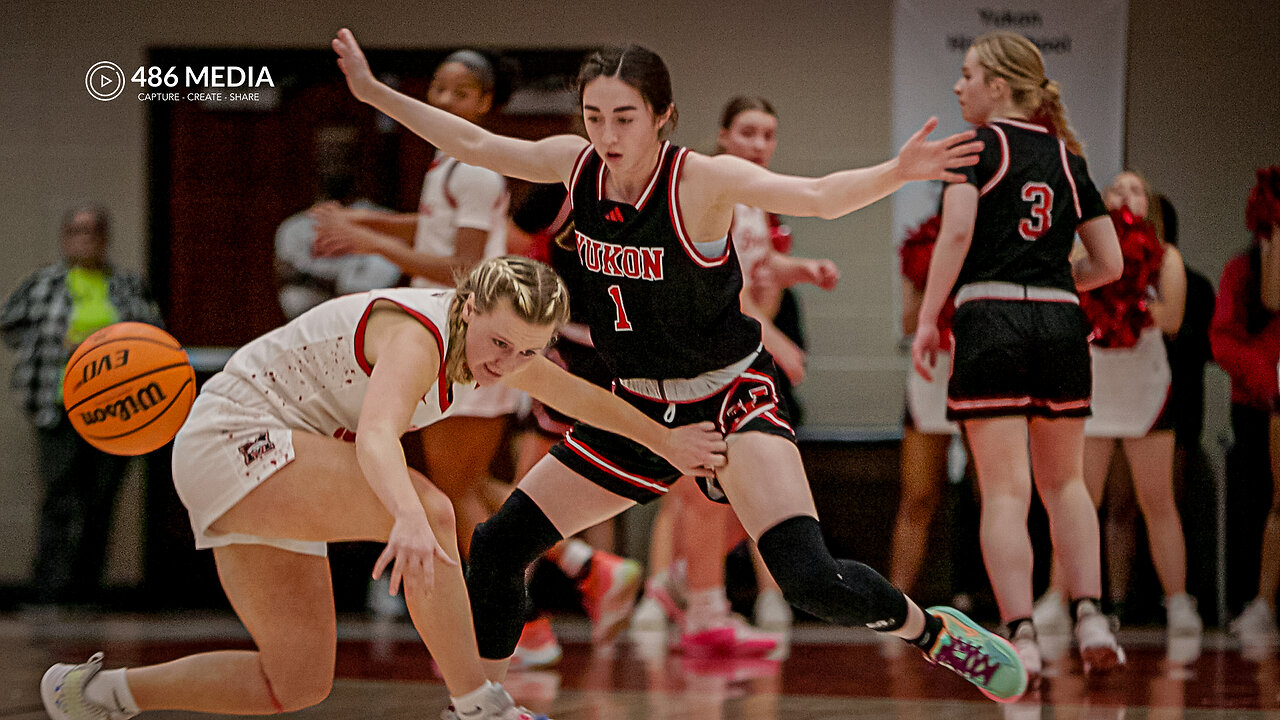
[261, 662, 333, 712]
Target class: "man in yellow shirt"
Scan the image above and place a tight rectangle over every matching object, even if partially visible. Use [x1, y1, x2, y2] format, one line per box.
[2, 206, 162, 606]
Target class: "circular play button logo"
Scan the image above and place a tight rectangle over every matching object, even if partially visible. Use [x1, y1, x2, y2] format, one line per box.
[85, 61, 125, 101]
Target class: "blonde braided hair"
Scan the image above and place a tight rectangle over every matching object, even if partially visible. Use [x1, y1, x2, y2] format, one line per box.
[445, 256, 571, 384]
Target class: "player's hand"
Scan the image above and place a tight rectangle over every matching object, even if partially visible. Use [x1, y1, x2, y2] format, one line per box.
[911, 323, 942, 381]
[896, 117, 983, 184]
[311, 205, 374, 257]
[373, 512, 456, 598]
[332, 28, 378, 103]
[659, 421, 727, 478]
[805, 258, 841, 291]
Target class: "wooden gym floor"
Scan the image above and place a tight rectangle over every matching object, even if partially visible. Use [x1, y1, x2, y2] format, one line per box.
[2, 610, 1275, 720]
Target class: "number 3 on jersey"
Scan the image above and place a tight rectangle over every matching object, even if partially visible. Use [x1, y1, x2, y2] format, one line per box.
[607, 285, 633, 331]
[1018, 182, 1054, 241]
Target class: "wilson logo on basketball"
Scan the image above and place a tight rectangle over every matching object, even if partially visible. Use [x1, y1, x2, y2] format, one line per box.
[63, 322, 197, 456]
[79, 382, 167, 425]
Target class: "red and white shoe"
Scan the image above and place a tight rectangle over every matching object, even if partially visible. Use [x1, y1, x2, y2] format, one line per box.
[510, 615, 563, 671]
[578, 551, 642, 646]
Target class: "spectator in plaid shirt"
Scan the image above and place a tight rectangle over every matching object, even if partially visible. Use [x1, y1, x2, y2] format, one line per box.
[2, 206, 162, 605]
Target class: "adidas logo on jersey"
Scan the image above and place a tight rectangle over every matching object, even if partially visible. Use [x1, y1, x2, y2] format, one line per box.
[605, 206, 625, 223]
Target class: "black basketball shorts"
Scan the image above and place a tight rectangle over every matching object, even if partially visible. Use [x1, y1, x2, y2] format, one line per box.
[946, 298, 1093, 421]
[549, 352, 795, 504]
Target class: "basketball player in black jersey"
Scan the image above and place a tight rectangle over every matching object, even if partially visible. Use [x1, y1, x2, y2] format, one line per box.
[333, 28, 1028, 707]
[911, 31, 1125, 679]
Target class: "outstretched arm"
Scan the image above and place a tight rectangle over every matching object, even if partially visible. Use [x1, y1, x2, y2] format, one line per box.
[702, 118, 981, 220]
[332, 28, 584, 184]
[503, 354, 728, 476]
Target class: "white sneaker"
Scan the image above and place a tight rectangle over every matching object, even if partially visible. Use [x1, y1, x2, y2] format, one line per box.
[1074, 605, 1126, 674]
[754, 589, 793, 633]
[41, 652, 136, 720]
[1032, 589, 1072, 639]
[1231, 598, 1280, 653]
[1166, 593, 1204, 638]
[441, 683, 551, 720]
[1010, 623, 1042, 679]
[629, 594, 668, 633]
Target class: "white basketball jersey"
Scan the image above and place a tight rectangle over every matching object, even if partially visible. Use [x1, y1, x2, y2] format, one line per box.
[731, 204, 771, 279]
[201, 288, 469, 439]
[411, 155, 508, 289]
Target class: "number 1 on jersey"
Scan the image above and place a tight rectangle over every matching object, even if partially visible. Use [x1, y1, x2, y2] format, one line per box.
[607, 285, 633, 331]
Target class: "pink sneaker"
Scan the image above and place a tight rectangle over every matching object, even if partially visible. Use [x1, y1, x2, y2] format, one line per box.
[578, 551, 642, 646]
[680, 615, 779, 657]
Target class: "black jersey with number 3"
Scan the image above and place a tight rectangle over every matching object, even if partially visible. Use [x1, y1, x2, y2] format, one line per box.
[568, 141, 760, 379]
[955, 119, 1108, 293]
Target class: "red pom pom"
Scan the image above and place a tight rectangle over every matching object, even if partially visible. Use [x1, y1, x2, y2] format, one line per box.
[899, 215, 942, 291]
[898, 215, 954, 348]
[1080, 209, 1165, 348]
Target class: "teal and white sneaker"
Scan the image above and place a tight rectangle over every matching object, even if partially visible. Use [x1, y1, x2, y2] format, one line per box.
[923, 606, 1028, 703]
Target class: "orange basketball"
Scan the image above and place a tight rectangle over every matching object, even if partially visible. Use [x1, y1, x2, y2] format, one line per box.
[63, 322, 196, 456]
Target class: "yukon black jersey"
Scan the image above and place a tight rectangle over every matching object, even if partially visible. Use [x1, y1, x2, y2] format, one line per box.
[568, 142, 760, 380]
[955, 119, 1108, 293]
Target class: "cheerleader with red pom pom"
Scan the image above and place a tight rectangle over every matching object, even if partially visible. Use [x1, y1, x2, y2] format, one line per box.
[1036, 170, 1201, 658]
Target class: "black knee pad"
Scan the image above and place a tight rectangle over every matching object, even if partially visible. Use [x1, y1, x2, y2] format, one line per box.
[467, 489, 564, 659]
[756, 515, 908, 630]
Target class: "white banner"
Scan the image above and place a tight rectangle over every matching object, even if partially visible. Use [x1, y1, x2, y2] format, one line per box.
[891, 1, 1129, 251]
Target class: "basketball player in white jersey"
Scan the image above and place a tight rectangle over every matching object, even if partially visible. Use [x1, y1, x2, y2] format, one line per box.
[40, 256, 725, 720]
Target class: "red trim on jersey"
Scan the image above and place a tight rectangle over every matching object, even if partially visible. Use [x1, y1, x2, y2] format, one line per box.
[1058, 140, 1082, 217]
[568, 144, 594, 211]
[761, 410, 794, 432]
[980, 124, 1010, 197]
[597, 141, 669, 212]
[669, 148, 731, 267]
[549, 193, 573, 233]
[353, 297, 452, 413]
[563, 428, 670, 493]
[993, 118, 1050, 134]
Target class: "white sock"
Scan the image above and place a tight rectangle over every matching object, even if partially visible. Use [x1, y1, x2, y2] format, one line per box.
[555, 539, 594, 579]
[84, 668, 140, 716]
[451, 680, 498, 716]
[646, 569, 669, 593]
[758, 587, 785, 604]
